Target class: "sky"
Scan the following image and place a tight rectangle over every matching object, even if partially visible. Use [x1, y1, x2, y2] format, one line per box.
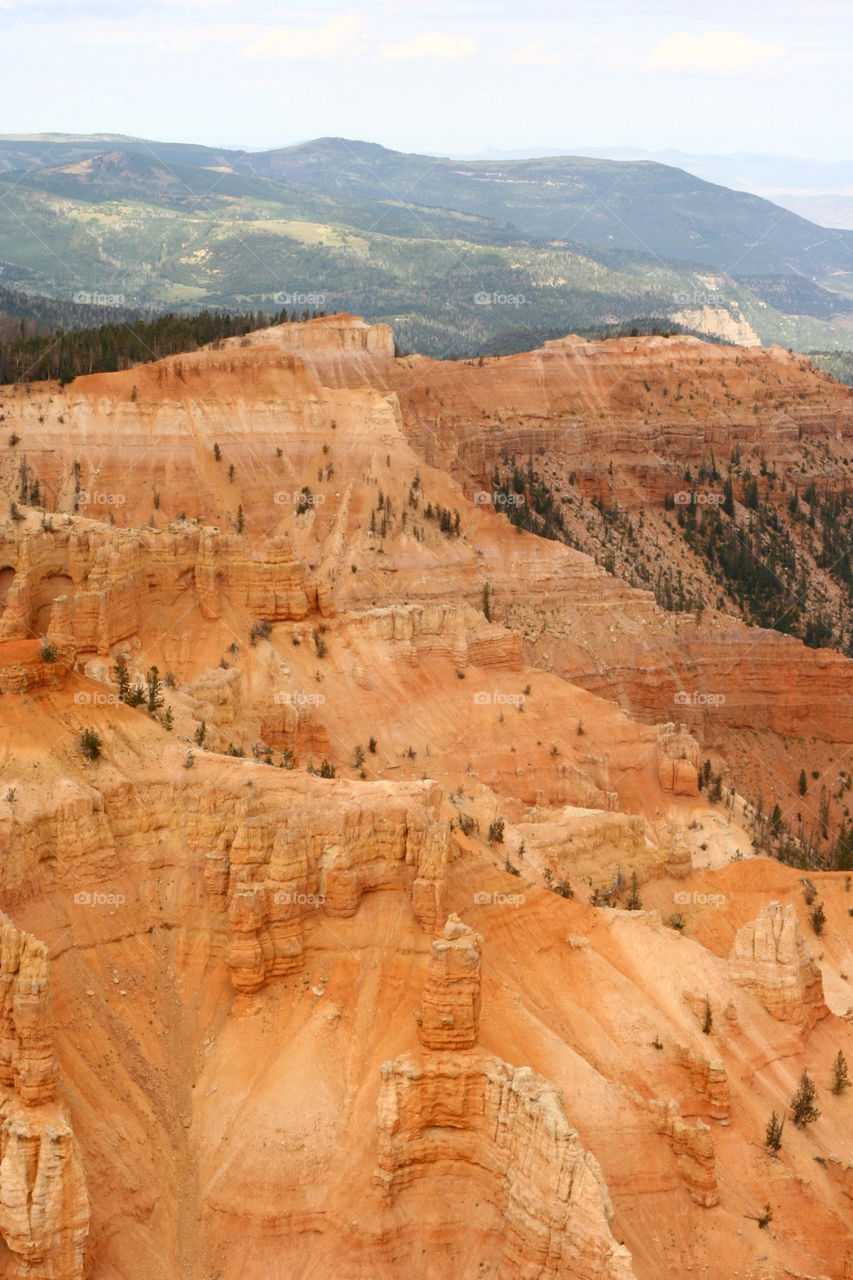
[0, 0, 850, 160]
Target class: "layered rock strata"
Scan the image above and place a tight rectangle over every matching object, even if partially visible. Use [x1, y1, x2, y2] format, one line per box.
[414, 914, 482, 1050]
[377, 917, 636, 1279]
[203, 782, 448, 992]
[0, 914, 89, 1280]
[650, 1099, 719, 1207]
[656, 723, 699, 797]
[0, 639, 75, 695]
[727, 900, 827, 1029]
[675, 1047, 730, 1123]
[0, 524, 332, 652]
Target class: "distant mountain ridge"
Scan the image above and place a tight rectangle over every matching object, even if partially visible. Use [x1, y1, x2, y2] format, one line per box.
[0, 133, 851, 356]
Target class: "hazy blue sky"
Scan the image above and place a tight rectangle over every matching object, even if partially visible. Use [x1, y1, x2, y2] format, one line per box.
[1, 0, 849, 158]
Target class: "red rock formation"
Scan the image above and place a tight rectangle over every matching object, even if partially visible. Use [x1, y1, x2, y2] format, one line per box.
[727, 900, 828, 1029]
[656, 722, 699, 796]
[0, 523, 331, 653]
[0, 921, 56, 1105]
[377, 1053, 636, 1280]
[0, 914, 89, 1279]
[675, 1047, 731, 1123]
[378, 917, 636, 1279]
[3, 316, 853, 1277]
[0, 1103, 90, 1280]
[0, 639, 75, 695]
[650, 1099, 719, 1207]
[202, 781, 448, 991]
[414, 914, 482, 1049]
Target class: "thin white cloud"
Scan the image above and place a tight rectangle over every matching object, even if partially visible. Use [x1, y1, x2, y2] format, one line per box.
[377, 31, 475, 60]
[645, 30, 786, 77]
[507, 40, 558, 67]
[242, 11, 366, 62]
[153, 24, 260, 55]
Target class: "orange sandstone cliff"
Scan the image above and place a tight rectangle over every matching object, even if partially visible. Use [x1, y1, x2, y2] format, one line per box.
[0, 317, 850, 1277]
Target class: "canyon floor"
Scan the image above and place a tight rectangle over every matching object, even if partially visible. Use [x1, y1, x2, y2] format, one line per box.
[0, 315, 852, 1279]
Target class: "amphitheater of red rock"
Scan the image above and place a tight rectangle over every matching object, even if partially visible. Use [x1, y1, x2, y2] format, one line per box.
[0, 315, 851, 1278]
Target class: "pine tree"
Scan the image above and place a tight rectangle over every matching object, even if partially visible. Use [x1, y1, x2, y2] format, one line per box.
[80, 728, 102, 761]
[765, 1109, 784, 1152]
[625, 871, 642, 910]
[702, 997, 713, 1035]
[791, 1069, 820, 1127]
[145, 666, 164, 716]
[810, 901, 826, 935]
[125, 681, 146, 708]
[112, 656, 131, 702]
[832, 1050, 850, 1096]
[236, 504, 245, 533]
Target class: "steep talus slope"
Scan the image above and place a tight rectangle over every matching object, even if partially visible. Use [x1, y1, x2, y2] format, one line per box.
[0, 315, 853, 1277]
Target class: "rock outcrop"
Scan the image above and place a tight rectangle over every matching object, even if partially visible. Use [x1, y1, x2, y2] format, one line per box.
[650, 1099, 719, 1207]
[675, 1047, 730, 1123]
[414, 914, 482, 1050]
[656, 723, 699, 796]
[0, 639, 76, 695]
[0, 921, 57, 1107]
[350, 602, 522, 670]
[203, 781, 449, 992]
[0, 524, 332, 654]
[825, 1155, 853, 1203]
[377, 917, 636, 1279]
[0, 1102, 90, 1280]
[0, 914, 89, 1279]
[727, 900, 828, 1029]
[515, 806, 652, 886]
